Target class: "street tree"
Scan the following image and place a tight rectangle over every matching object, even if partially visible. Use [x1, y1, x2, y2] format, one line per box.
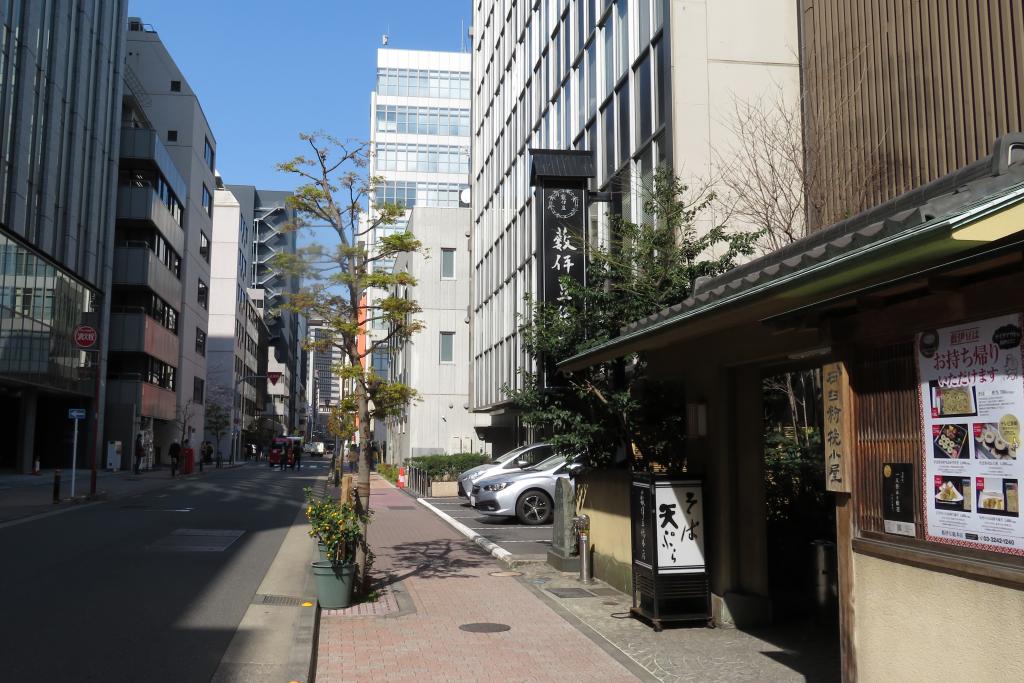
[275, 132, 422, 580]
[204, 395, 232, 459]
[507, 168, 759, 470]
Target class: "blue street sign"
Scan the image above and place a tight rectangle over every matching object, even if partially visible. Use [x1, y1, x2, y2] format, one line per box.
[68, 408, 87, 420]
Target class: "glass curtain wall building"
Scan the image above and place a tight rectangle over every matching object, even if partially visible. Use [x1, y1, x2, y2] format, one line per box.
[363, 47, 472, 451]
[469, 0, 800, 450]
[0, 2, 127, 473]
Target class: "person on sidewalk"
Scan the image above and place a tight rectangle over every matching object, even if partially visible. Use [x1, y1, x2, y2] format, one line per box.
[169, 441, 181, 477]
[293, 442, 302, 471]
[133, 434, 144, 475]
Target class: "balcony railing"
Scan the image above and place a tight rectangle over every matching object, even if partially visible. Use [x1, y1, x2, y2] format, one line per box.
[113, 245, 182, 307]
[108, 310, 179, 367]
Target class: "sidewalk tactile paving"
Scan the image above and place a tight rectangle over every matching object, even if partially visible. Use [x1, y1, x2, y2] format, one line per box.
[321, 587, 401, 617]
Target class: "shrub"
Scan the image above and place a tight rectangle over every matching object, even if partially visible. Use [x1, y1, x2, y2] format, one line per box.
[407, 452, 491, 481]
[377, 463, 398, 483]
[304, 487, 369, 565]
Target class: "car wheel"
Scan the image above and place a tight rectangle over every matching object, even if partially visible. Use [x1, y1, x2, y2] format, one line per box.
[516, 490, 552, 525]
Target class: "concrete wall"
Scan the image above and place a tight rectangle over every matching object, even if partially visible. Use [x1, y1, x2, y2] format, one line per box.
[577, 468, 633, 593]
[852, 553, 1024, 681]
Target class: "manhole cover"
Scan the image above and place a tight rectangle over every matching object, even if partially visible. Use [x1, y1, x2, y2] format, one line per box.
[489, 570, 523, 577]
[459, 622, 511, 633]
[547, 587, 595, 598]
[387, 506, 416, 510]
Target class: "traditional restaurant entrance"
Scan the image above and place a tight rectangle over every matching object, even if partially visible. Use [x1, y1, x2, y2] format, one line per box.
[564, 135, 1024, 681]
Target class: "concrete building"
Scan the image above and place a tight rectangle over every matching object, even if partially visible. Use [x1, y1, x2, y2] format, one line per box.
[307, 318, 345, 444]
[468, 0, 800, 451]
[205, 181, 264, 460]
[227, 185, 303, 433]
[364, 47, 472, 452]
[103, 19, 216, 465]
[0, 2, 128, 473]
[386, 208, 488, 462]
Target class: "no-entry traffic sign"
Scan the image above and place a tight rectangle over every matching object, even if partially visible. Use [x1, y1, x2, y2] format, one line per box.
[74, 325, 98, 349]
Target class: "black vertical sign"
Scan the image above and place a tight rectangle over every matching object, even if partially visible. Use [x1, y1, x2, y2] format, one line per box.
[631, 479, 653, 568]
[536, 184, 587, 388]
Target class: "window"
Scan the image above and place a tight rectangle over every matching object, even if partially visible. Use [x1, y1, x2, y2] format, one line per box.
[203, 137, 215, 171]
[170, 80, 181, 92]
[195, 328, 206, 356]
[198, 279, 208, 309]
[441, 248, 456, 279]
[371, 349, 390, 377]
[375, 105, 471, 136]
[374, 143, 470, 174]
[440, 331, 455, 363]
[201, 184, 212, 217]
[377, 181, 467, 209]
[193, 377, 205, 404]
[376, 67, 470, 99]
[199, 232, 210, 262]
[167, 130, 177, 142]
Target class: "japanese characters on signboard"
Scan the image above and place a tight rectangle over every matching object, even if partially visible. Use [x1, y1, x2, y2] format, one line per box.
[822, 362, 852, 493]
[916, 314, 1024, 556]
[539, 187, 586, 317]
[653, 481, 705, 575]
[883, 463, 916, 537]
[631, 480, 653, 568]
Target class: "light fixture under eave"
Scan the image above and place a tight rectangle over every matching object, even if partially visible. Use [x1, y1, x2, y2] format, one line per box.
[787, 346, 832, 361]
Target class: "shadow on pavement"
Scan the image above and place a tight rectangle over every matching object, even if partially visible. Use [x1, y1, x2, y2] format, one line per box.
[380, 538, 494, 585]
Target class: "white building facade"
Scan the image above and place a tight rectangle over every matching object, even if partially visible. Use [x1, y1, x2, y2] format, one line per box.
[469, 0, 800, 450]
[386, 208, 489, 462]
[364, 47, 473, 453]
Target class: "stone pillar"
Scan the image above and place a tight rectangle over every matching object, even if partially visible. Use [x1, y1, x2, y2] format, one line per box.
[546, 477, 581, 571]
[17, 389, 38, 474]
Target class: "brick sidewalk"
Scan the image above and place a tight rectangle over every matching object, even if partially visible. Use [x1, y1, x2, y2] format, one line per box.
[316, 475, 642, 682]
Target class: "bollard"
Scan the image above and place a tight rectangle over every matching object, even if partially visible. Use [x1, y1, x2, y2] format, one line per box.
[579, 531, 593, 584]
[53, 469, 62, 504]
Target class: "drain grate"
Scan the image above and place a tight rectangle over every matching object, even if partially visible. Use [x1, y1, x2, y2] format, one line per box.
[255, 594, 307, 607]
[148, 528, 244, 552]
[547, 587, 595, 598]
[387, 506, 416, 510]
[459, 622, 511, 633]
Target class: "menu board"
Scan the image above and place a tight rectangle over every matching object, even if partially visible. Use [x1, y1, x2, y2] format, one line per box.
[917, 314, 1024, 556]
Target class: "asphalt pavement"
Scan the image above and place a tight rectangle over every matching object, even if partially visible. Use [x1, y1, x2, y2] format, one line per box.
[0, 461, 322, 683]
[422, 496, 553, 561]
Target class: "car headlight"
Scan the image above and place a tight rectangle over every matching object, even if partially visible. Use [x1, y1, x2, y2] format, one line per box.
[483, 482, 509, 491]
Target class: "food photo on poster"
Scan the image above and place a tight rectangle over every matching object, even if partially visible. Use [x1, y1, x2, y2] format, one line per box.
[917, 313, 1024, 555]
[933, 423, 970, 459]
[934, 475, 972, 512]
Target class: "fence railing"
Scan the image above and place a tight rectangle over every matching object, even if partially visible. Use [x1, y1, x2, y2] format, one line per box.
[404, 465, 431, 497]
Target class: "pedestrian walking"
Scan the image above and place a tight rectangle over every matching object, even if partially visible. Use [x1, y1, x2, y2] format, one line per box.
[169, 441, 181, 477]
[294, 442, 302, 471]
[133, 434, 144, 475]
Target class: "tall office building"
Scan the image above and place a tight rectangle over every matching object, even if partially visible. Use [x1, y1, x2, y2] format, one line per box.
[307, 318, 345, 443]
[386, 207, 487, 461]
[205, 181, 264, 459]
[364, 47, 472, 451]
[228, 185, 302, 433]
[469, 0, 799, 451]
[103, 19, 216, 464]
[0, 2, 127, 473]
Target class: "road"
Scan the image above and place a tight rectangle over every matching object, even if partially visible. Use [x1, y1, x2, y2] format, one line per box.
[0, 462, 321, 683]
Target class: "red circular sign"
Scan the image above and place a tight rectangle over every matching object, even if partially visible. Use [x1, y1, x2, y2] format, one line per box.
[74, 325, 98, 348]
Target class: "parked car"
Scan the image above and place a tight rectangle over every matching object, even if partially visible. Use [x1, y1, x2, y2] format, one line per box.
[470, 453, 582, 525]
[457, 443, 553, 499]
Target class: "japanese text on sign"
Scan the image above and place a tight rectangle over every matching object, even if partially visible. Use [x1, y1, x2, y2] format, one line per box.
[822, 362, 852, 493]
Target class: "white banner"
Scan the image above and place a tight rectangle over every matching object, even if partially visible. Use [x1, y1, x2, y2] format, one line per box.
[654, 481, 706, 574]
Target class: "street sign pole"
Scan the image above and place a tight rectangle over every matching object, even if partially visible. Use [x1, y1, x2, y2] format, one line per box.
[70, 418, 79, 499]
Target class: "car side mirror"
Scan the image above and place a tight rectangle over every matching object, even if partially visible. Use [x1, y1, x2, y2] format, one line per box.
[516, 459, 529, 468]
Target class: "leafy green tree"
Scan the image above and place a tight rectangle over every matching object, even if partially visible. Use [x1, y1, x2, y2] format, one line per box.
[204, 396, 232, 458]
[275, 132, 422, 580]
[507, 168, 759, 469]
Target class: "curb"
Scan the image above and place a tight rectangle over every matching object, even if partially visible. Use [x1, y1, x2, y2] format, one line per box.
[416, 497, 517, 566]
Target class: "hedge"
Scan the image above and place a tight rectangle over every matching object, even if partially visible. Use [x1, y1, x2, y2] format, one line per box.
[407, 453, 491, 481]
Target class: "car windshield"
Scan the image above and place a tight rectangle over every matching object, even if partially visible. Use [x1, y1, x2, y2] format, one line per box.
[525, 453, 567, 471]
[492, 445, 530, 464]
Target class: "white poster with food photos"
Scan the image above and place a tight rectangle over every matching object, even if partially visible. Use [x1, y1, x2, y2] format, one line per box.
[917, 314, 1024, 556]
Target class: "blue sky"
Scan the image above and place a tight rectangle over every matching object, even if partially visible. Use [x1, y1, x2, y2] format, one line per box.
[127, 0, 473, 192]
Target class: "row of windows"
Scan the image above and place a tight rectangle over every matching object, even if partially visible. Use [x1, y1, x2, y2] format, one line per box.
[119, 169, 184, 227]
[375, 144, 470, 175]
[375, 105, 471, 137]
[376, 181, 467, 209]
[112, 289, 179, 334]
[115, 226, 181, 279]
[108, 352, 177, 391]
[377, 68, 471, 99]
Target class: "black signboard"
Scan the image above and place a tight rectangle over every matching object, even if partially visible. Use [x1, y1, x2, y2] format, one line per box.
[883, 462, 916, 537]
[631, 478, 653, 568]
[537, 186, 587, 313]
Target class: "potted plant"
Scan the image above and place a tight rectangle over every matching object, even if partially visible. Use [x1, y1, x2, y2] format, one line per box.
[305, 488, 367, 608]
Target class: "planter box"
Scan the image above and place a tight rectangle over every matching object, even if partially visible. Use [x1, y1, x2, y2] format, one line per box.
[430, 481, 459, 497]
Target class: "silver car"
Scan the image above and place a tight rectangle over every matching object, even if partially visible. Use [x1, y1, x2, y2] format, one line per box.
[470, 453, 581, 525]
[457, 443, 553, 498]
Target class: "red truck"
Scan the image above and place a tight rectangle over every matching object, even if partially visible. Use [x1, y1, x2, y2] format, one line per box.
[268, 437, 294, 469]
